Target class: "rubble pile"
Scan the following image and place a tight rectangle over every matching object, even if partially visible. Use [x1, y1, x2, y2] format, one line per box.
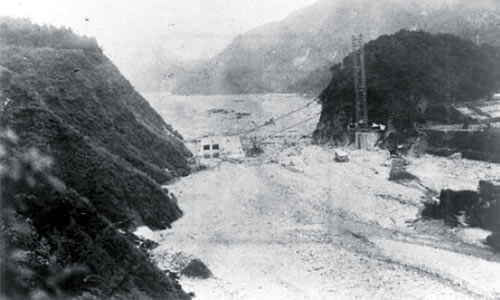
[429, 179, 500, 250]
[152, 248, 196, 273]
[152, 247, 213, 278]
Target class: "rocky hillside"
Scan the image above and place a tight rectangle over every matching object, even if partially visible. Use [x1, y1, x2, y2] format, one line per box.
[170, 0, 500, 95]
[314, 30, 500, 141]
[0, 18, 192, 299]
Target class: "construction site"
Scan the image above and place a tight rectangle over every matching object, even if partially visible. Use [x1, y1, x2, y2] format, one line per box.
[141, 37, 500, 299]
[5, 2, 500, 299]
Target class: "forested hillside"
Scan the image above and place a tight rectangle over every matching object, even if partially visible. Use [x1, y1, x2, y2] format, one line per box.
[0, 18, 192, 299]
[168, 0, 500, 95]
[314, 30, 500, 141]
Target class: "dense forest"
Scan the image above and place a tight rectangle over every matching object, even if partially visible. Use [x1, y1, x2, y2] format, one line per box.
[0, 18, 99, 51]
[0, 18, 192, 299]
[314, 30, 500, 141]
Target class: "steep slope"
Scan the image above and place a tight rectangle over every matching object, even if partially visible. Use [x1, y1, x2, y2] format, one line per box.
[0, 18, 192, 299]
[171, 0, 500, 95]
[0, 18, 193, 227]
[0, 19, 191, 183]
[1, 141, 190, 300]
[314, 30, 500, 140]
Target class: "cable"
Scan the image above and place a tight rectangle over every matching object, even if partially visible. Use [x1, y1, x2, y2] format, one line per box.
[270, 98, 318, 123]
[189, 97, 320, 141]
[234, 98, 319, 136]
[258, 111, 322, 142]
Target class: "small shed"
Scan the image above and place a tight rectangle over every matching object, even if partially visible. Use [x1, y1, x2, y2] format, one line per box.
[198, 135, 245, 159]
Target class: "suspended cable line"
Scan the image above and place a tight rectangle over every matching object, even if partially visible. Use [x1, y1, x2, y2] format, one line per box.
[235, 98, 319, 136]
[258, 111, 322, 142]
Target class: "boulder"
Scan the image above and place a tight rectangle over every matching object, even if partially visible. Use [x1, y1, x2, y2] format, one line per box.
[472, 180, 500, 231]
[334, 150, 349, 162]
[486, 232, 500, 251]
[439, 189, 479, 226]
[180, 259, 212, 279]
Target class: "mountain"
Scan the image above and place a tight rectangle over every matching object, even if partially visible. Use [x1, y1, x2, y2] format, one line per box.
[0, 18, 192, 299]
[169, 0, 500, 95]
[314, 30, 500, 141]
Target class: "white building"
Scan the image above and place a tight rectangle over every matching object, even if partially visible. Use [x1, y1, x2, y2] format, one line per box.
[198, 136, 245, 159]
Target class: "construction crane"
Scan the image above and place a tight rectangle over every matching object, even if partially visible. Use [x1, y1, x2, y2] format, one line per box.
[351, 34, 368, 128]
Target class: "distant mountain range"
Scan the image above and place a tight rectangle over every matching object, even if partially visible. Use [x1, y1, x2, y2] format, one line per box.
[130, 0, 500, 95]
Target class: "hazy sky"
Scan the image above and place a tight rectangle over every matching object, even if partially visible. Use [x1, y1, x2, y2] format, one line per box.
[1, 0, 318, 64]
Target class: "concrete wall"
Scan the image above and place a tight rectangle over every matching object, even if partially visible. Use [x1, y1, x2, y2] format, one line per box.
[355, 131, 381, 150]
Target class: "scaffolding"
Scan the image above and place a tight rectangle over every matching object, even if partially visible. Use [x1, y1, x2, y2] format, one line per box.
[351, 34, 368, 128]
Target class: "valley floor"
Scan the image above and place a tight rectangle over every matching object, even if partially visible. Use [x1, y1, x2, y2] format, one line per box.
[143, 93, 500, 300]
[145, 145, 499, 300]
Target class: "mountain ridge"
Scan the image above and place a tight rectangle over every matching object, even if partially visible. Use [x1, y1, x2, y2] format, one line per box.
[162, 0, 500, 95]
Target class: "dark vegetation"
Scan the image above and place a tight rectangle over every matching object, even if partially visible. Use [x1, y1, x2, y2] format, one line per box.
[314, 30, 500, 141]
[0, 18, 99, 51]
[0, 18, 192, 299]
[0, 18, 191, 183]
[0, 133, 189, 300]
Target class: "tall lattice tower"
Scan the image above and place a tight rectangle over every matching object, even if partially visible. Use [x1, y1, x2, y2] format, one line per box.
[351, 35, 368, 128]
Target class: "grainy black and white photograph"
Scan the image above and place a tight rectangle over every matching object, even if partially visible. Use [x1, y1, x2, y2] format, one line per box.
[1, 0, 500, 299]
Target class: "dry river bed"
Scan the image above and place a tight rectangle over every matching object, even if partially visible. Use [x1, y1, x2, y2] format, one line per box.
[141, 144, 500, 300]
